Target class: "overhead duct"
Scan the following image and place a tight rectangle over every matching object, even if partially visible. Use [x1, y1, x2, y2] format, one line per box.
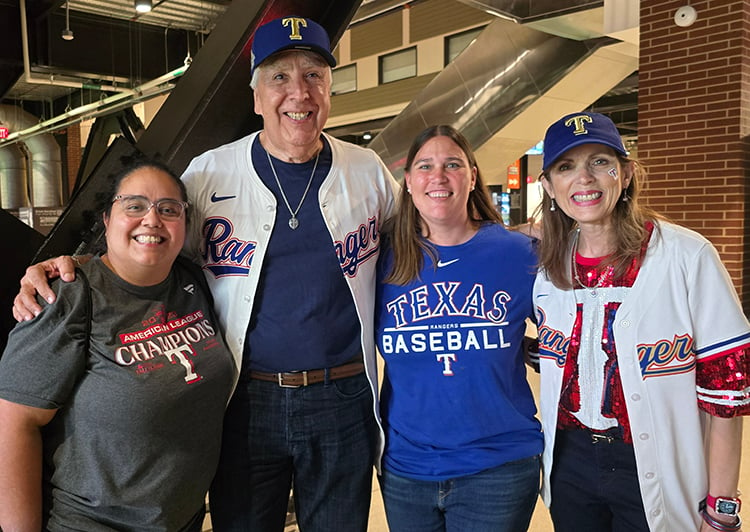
[0, 105, 63, 208]
[0, 143, 29, 209]
[1, 63, 188, 147]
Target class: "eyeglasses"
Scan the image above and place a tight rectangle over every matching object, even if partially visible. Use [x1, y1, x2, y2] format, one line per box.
[112, 195, 188, 219]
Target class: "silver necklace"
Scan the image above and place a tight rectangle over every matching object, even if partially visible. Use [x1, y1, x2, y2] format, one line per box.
[265, 149, 320, 230]
[571, 228, 612, 296]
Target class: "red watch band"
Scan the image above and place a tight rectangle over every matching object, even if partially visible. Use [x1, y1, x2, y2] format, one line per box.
[707, 494, 742, 516]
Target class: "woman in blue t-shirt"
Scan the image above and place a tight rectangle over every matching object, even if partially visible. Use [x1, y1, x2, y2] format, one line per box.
[375, 125, 542, 532]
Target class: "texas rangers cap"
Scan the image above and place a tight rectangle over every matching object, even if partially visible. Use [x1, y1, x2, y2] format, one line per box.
[542, 112, 627, 170]
[251, 16, 337, 76]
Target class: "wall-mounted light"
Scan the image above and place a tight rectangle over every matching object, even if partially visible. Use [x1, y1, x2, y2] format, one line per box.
[61, 1, 74, 40]
[674, 5, 697, 27]
[362, 132, 372, 141]
[135, 0, 152, 13]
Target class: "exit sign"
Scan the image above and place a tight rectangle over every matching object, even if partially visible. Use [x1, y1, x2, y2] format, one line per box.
[0, 127, 8, 139]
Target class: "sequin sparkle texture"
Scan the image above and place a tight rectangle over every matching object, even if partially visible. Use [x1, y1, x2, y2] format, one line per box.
[558, 255, 637, 442]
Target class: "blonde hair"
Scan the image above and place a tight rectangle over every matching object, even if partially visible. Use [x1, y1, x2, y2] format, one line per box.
[384, 125, 502, 285]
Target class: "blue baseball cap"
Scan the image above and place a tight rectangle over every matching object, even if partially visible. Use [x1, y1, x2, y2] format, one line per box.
[251, 16, 337, 76]
[542, 112, 627, 170]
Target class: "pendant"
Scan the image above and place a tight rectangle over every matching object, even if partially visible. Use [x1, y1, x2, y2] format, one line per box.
[288, 216, 299, 230]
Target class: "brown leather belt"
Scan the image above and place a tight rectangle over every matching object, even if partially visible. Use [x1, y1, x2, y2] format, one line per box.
[248, 361, 365, 388]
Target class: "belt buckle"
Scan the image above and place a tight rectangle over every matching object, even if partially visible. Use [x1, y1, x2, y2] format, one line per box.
[277, 371, 308, 388]
[591, 433, 615, 444]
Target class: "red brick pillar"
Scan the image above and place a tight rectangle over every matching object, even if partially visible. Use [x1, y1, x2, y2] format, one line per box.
[66, 124, 82, 198]
[638, 0, 750, 309]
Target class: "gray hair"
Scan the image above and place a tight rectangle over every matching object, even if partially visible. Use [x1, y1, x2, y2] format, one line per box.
[249, 50, 332, 90]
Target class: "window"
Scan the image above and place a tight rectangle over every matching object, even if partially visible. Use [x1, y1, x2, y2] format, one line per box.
[445, 26, 484, 65]
[332, 64, 357, 95]
[379, 47, 416, 84]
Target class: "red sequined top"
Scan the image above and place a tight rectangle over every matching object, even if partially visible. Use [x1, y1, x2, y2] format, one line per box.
[557, 223, 749, 443]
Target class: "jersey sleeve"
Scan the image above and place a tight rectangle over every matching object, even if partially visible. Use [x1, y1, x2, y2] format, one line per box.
[688, 241, 750, 416]
[0, 278, 89, 409]
[697, 347, 750, 417]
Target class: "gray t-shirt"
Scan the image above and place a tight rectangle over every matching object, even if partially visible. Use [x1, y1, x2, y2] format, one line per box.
[0, 256, 236, 531]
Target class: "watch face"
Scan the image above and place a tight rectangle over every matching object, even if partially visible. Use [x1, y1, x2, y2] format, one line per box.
[717, 499, 740, 516]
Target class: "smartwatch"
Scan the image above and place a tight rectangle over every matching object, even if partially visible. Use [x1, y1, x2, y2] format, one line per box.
[706, 494, 742, 517]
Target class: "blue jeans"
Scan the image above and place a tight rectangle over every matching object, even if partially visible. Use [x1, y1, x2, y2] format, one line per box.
[379, 455, 541, 532]
[550, 429, 649, 532]
[209, 372, 378, 532]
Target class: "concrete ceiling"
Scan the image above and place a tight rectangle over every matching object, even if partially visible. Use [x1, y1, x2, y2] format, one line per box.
[1, 0, 230, 103]
[50, 0, 229, 33]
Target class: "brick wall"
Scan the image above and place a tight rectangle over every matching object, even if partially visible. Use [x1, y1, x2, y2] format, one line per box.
[638, 0, 750, 307]
[66, 123, 82, 198]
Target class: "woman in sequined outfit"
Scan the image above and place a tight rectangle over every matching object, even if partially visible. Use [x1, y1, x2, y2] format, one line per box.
[533, 111, 750, 532]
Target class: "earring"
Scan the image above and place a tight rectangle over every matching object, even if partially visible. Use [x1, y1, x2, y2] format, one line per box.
[622, 190, 630, 202]
[407, 188, 412, 195]
[550, 198, 556, 212]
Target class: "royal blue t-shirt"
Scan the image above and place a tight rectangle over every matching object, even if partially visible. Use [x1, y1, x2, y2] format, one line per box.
[243, 137, 361, 373]
[375, 223, 543, 480]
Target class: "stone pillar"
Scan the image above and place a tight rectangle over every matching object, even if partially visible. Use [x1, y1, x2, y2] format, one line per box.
[638, 0, 750, 308]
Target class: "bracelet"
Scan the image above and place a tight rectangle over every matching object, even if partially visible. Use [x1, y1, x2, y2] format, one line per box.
[71, 256, 82, 268]
[702, 509, 742, 532]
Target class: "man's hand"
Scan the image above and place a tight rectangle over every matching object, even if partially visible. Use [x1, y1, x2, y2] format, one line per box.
[12, 256, 78, 322]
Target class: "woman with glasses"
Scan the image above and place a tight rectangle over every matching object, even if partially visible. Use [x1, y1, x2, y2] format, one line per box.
[0, 157, 237, 531]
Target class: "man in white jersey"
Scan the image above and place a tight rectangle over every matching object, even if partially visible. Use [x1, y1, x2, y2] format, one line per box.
[13, 15, 398, 532]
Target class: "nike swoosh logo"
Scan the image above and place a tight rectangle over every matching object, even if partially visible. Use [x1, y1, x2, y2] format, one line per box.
[211, 192, 237, 202]
[437, 258, 459, 268]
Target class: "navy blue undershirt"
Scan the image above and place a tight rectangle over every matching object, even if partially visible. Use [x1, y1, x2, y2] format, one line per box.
[242, 136, 362, 374]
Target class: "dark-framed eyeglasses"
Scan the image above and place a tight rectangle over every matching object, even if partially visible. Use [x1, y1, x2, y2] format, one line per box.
[112, 194, 188, 219]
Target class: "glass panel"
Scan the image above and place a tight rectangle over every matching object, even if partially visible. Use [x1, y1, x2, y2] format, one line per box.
[380, 48, 416, 84]
[332, 65, 357, 95]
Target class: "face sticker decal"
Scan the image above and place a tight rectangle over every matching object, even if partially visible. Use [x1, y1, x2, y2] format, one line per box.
[608, 167, 618, 180]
